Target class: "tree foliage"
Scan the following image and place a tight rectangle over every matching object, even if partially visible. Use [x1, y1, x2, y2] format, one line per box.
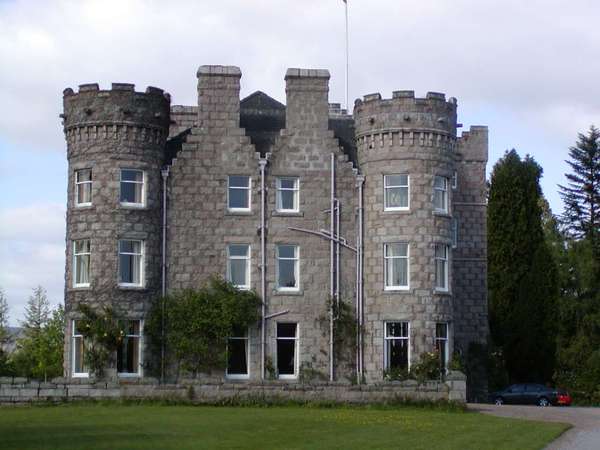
[488, 150, 558, 383]
[145, 276, 262, 379]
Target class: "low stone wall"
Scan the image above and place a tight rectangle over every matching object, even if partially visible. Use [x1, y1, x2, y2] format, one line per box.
[0, 372, 466, 405]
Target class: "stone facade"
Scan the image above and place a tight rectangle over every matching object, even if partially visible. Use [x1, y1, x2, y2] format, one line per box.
[61, 66, 487, 392]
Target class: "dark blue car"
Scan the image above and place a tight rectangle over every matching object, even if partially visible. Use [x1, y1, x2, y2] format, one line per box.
[490, 383, 572, 407]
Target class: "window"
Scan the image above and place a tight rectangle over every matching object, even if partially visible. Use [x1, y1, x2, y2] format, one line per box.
[73, 240, 91, 287]
[119, 240, 144, 286]
[228, 176, 251, 211]
[384, 243, 409, 290]
[435, 323, 449, 372]
[435, 244, 449, 291]
[433, 176, 448, 213]
[276, 323, 298, 379]
[276, 245, 299, 291]
[384, 322, 410, 371]
[452, 218, 458, 249]
[227, 327, 249, 379]
[120, 169, 145, 206]
[452, 171, 458, 190]
[75, 169, 92, 206]
[384, 174, 409, 210]
[276, 177, 300, 212]
[117, 320, 141, 376]
[227, 244, 250, 290]
[72, 320, 88, 377]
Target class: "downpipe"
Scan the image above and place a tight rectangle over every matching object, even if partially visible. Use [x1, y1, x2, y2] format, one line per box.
[259, 157, 268, 380]
[160, 166, 170, 384]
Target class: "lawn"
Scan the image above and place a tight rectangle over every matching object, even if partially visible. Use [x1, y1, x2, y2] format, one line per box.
[0, 404, 568, 450]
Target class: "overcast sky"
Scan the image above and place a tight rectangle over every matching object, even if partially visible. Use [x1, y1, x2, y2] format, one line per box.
[1, 0, 598, 325]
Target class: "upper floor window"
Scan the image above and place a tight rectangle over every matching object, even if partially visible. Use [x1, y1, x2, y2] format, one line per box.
[276, 177, 300, 212]
[72, 320, 88, 377]
[452, 171, 458, 190]
[227, 244, 251, 290]
[384, 243, 409, 290]
[433, 176, 448, 213]
[227, 327, 249, 379]
[384, 321, 410, 371]
[384, 174, 409, 210]
[120, 169, 145, 206]
[119, 240, 144, 287]
[452, 217, 458, 249]
[435, 323, 449, 372]
[73, 239, 91, 288]
[117, 320, 142, 376]
[75, 169, 92, 206]
[276, 245, 299, 291]
[228, 176, 251, 211]
[434, 243, 449, 291]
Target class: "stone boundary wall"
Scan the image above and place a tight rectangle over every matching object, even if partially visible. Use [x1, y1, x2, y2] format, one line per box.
[0, 373, 466, 405]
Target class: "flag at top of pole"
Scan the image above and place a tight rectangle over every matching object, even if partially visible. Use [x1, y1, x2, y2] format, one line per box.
[342, 0, 349, 111]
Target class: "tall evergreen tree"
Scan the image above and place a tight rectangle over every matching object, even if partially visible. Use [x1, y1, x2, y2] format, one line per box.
[559, 126, 600, 252]
[488, 150, 558, 383]
[22, 285, 50, 334]
[0, 287, 8, 342]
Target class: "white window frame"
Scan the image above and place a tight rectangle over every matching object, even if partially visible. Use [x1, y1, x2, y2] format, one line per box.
[383, 243, 410, 291]
[118, 239, 145, 287]
[433, 175, 448, 213]
[435, 243, 449, 292]
[117, 320, 143, 377]
[276, 177, 300, 213]
[276, 323, 299, 380]
[227, 244, 251, 290]
[226, 329, 250, 380]
[119, 169, 145, 207]
[227, 175, 251, 212]
[75, 169, 92, 206]
[452, 171, 458, 190]
[435, 322, 450, 371]
[71, 320, 89, 378]
[452, 217, 458, 249]
[384, 321, 411, 371]
[73, 239, 91, 288]
[383, 174, 410, 211]
[276, 245, 300, 292]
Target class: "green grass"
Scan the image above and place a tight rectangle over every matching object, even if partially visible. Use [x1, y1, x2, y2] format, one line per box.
[0, 404, 569, 450]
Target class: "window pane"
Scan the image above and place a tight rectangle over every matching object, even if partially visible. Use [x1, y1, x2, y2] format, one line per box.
[385, 186, 408, 208]
[279, 178, 297, 189]
[436, 323, 448, 339]
[277, 340, 296, 375]
[120, 254, 133, 283]
[436, 260, 446, 288]
[434, 190, 445, 210]
[120, 240, 140, 254]
[435, 244, 447, 259]
[227, 338, 248, 375]
[120, 182, 138, 203]
[73, 334, 87, 373]
[228, 188, 249, 209]
[278, 190, 296, 210]
[278, 260, 296, 288]
[436, 339, 447, 371]
[386, 175, 408, 186]
[121, 169, 143, 182]
[229, 176, 250, 188]
[77, 183, 91, 204]
[386, 322, 408, 337]
[117, 335, 139, 373]
[434, 176, 447, 189]
[77, 169, 92, 183]
[75, 240, 90, 254]
[387, 339, 409, 370]
[277, 323, 297, 338]
[229, 259, 247, 287]
[75, 254, 90, 285]
[228, 245, 249, 257]
[278, 245, 296, 259]
[387, 258, 407, 287]
[386, 243, 407, 257]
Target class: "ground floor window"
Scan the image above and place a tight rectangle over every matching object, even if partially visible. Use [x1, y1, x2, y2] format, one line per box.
[384, 322, 409, 371]
[227, 328, 249, 378]
[72, 320, 88, 377]
[276, 323, 298, 379]
[117, 320, 141, 376]
[435, 323, 449, 372]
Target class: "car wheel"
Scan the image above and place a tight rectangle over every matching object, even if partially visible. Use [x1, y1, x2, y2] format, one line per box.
[538, 397, 549, 407]
[494, 397, 504, 406]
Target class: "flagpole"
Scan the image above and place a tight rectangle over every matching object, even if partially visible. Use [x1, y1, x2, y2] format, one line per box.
[344, 0, 349, 112]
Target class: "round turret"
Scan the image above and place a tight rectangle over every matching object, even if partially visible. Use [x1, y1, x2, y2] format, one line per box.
[354, 91, 457, 381]
[62, 83, 170, 377]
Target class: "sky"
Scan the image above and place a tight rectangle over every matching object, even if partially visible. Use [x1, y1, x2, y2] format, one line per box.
[1, 0, 599, 325]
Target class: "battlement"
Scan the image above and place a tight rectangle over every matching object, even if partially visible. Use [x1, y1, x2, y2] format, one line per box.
[62, 83, 171, 132]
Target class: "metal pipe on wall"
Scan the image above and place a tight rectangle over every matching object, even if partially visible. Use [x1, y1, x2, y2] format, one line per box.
[259, 158, 268, 380]
[160, 166, 170, 384]
[336, 198, 340, 309]
[357, 175, 365, 380]
[329, 153, 335, 382]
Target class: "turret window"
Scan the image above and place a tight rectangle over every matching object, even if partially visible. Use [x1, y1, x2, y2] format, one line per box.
[384, 174, 409, 210]
[384, 243, 409, 290]
[72, 320, 88, 377]
[228, 176, 251, 211]
[117, 320, 142, 377]
[73, 239, 91, 288]
[227, 244, 251, 290]
[433, 176, 448, 213]
[384, 322, 410, 372]
[435, 323, 449, 372]
[120, 169, 145, 206]
[118, 240, 144, 287]
[276, 177, 300, 212]
[75, 169, 92, 206]
[434, 243, 449, 291]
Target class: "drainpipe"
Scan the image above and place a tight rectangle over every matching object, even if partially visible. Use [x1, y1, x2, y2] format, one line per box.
[329, 153, 335, 382]
[336, 198, 340, 310]
[259, 157, 268, 380]
[356, 175, 365, 381]
[160, 166, 170, 384]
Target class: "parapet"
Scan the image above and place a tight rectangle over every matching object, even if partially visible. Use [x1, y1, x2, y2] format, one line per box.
[285, 68, 330, 80]
[197, 65, 242, 78]
[458, 126, 488, 163]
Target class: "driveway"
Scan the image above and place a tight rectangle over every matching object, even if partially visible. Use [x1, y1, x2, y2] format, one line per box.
[469, 403, 600, 450]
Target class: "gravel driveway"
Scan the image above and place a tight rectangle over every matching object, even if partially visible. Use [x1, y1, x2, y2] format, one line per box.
[469, 403, 600, 450]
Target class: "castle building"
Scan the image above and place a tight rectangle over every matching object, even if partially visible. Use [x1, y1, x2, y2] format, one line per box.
[62, 66, 488, 387]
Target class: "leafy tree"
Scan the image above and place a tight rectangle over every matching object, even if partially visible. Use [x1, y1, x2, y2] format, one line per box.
[488, 150, 558, 383]
[0, 288, 13, 375]
[559, 126, 600, 255]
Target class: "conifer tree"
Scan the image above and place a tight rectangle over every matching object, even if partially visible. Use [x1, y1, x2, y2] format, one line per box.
[488, 150, 558, 383]
[22, 285, 50, 334]
[0, 288, 8, 342]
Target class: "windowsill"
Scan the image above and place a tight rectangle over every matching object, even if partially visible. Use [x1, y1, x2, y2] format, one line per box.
[120, 203, 146, 209]
[225, 210, 253, 216]
[72, 373, 89, 378]
[382, 288, 413, 295]
[74, 204, 93, 209]
[434, 289, 452, 296]
[383, 208, 410, 213]
[71, 284, 91, 290]
[226, 374, 250, 380]
[118, 373, 141, 378]
[233, 286, 251, 291]
[277, 375, 298, 380]
[118, 284, 146, 291]
[433, 211, 451, 218]
[384, 287, 410, 292]
[272, 211, 304, 217]
[273, 289, 303, 296]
